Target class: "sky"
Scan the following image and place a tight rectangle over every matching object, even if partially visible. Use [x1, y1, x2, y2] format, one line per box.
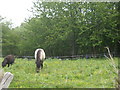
[0, 0, 119, 28]
[0, 0, 34, 27]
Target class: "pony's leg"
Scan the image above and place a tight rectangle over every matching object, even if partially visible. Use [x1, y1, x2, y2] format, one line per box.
[39, 61, 43, 69]
[36, 61, 41, 73]
[41, 62, 43, 69]
[8, 64, 10, 67]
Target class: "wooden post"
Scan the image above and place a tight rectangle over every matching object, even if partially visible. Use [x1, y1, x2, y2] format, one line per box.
[0, 72, 14, 90]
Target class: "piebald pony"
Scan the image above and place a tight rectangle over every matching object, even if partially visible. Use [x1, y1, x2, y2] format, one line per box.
[35, 49, 45, 73]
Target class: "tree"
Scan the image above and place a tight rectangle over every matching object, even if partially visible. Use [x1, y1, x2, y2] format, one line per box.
[2, 2, 118, 57]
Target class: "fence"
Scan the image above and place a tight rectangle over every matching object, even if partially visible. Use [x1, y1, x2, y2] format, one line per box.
[1, 53, 118, 60]
[49, 53, 120, 60]
[0, 72, 14, 90]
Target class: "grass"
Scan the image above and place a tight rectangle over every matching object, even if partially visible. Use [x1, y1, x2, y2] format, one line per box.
[0, 69, 4, 82]
[0, 58, 118, 88]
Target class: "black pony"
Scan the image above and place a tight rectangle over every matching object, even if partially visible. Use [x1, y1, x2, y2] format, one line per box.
[2, 55, 15, 67]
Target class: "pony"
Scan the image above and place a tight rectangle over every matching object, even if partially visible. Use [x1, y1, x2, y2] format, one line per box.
[2, 55, 15, 67]
[35, 49, 45, 73]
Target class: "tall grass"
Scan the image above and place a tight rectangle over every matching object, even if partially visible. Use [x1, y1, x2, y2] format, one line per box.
[104, 47, 119, 88]
[0, 68, 4, 82]
[0, 58, 118, 88]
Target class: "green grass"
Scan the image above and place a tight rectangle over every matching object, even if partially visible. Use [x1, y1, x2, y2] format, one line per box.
[0, 58, 118, 88]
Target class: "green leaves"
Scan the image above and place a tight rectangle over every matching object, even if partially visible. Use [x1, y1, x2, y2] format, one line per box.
[1, 2, 120, 56]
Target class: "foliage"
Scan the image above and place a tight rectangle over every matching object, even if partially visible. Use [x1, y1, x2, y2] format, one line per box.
[0, 58, 118, 88]
[1, 2, 120, 56]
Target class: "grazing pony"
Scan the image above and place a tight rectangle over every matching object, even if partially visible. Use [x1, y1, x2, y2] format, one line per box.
[35, 49, 45, 73]
[2, 55, 15, 68]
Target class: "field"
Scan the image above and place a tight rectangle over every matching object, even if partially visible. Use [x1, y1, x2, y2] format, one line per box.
[0, 58, 118, 88]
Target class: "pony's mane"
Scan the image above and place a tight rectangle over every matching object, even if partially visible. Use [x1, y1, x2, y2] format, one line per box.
[37, 50, 42, 61]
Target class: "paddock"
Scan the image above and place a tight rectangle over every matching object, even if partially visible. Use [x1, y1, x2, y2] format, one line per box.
[0, 58, 118, 88]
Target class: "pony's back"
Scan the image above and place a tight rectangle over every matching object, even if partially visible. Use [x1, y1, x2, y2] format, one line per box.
[35, 49, 45, 61]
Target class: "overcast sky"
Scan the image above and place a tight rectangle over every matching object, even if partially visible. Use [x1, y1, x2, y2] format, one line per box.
[0, 0, 34, 27]
[0, 0, 119, 28]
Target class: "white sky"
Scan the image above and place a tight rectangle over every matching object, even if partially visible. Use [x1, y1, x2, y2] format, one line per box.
[0, 0, 34, 27]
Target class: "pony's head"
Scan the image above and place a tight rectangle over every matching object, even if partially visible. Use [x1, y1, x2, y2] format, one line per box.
[36, 60, 43, 73]
[2, 58, 7, 67]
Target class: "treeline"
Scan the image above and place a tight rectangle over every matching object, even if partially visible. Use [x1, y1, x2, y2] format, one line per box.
[1, 2, 120, 57]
